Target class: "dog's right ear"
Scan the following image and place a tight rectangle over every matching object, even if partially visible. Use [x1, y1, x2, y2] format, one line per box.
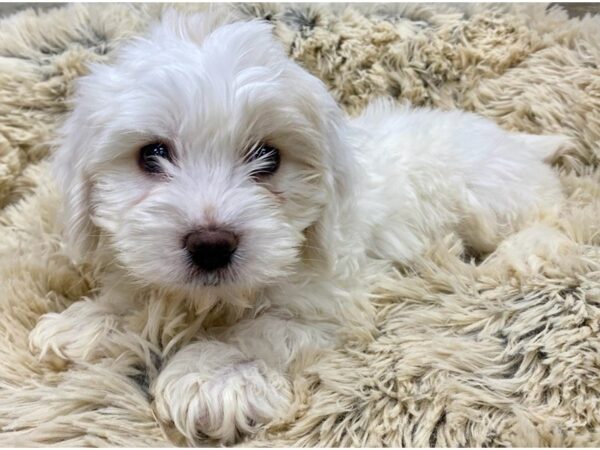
[52, 107, 98, 263]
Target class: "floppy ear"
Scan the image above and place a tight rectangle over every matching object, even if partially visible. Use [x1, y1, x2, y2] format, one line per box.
[52, 108, 98, 263]
[303, 112, 360, 274]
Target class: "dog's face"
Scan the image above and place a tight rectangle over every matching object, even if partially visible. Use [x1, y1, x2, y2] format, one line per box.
[55, 12, 353, 294]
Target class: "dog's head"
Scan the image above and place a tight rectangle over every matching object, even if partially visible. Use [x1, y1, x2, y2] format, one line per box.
[54, 11, 355, 294]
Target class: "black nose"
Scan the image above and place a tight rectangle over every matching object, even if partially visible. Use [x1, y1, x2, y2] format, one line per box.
[184, 229, 238, 271]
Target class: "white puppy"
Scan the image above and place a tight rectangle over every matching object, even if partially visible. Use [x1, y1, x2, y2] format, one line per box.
[30, 10, 565, 444]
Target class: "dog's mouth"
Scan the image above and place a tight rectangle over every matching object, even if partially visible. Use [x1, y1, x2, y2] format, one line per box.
[185, 261, 237, 287]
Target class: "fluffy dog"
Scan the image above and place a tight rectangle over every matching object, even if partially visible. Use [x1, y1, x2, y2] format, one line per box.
[30, 10, 565, 444]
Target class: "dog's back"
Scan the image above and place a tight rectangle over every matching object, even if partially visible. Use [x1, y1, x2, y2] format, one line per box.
[349, 98, 565, 261]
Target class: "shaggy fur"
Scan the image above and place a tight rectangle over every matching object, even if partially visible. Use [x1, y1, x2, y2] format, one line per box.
[1, 2, 600, 447]
[27, 7, 567, 444]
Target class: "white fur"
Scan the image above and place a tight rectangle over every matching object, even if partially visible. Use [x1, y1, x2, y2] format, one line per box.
[30, 10, 565, 444]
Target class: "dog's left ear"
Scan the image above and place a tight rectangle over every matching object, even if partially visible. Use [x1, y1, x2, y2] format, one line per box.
[303, 111, 360, 274]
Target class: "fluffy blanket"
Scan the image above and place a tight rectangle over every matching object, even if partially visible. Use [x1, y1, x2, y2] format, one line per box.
[1, 2, 599, 446]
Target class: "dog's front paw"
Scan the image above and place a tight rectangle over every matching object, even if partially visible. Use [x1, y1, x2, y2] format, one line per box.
[153, 348, 292, 444]
[29, 300, 119, 363]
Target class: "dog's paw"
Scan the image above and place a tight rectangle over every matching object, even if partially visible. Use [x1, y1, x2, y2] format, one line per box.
[154, 358, 292, 443]
[29, 300, 119, 363]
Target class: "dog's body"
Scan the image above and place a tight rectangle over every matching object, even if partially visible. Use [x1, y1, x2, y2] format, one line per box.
[30, 11, 565, 444]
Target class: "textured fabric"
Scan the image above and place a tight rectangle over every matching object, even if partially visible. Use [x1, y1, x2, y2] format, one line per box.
[1, 2, 599, 446]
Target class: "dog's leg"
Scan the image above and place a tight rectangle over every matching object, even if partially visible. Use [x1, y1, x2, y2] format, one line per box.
[219, 312, 338, 369]
[29, 293, 130, 363]
[152, 339, 293, 444]
[152, 313, 337, 443]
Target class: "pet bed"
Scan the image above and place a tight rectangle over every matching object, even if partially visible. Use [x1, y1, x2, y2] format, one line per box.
[0, 3, 599, 446]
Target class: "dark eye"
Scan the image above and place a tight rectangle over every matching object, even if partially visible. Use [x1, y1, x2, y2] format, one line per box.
[139, 142, 172, 174]
[247, 143, 280, 178]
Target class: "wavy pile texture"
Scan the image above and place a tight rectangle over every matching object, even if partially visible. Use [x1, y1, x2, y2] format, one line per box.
[0, 3, 599, 446]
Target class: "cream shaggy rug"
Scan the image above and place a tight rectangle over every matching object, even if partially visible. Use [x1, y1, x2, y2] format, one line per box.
[1, 2, 600, 447]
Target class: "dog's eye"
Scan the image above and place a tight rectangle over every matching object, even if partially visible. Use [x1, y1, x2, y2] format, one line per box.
[139, 142, 171, 174]
[247, 144, 280, 177]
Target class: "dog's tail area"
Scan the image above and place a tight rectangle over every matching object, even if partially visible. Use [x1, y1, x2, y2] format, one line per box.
[519, 133, 572, 163]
